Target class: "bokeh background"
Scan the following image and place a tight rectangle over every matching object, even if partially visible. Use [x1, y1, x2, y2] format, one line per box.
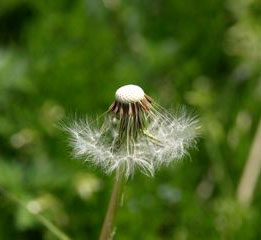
[1, 0, 261, 239]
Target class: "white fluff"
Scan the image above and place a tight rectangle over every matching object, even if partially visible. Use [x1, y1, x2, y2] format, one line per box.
[65, 106, 199, 179]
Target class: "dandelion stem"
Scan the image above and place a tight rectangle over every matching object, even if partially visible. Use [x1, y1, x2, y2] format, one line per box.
[99, 172, 125, 240]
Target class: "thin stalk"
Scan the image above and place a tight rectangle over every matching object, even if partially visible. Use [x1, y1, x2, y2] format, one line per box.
[237, 119, 261, 206]
[99, 172, 125, 240]
[0, 186, 71, 240]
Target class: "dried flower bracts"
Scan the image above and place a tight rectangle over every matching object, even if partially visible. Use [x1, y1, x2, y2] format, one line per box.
[108, 85, 153, 146]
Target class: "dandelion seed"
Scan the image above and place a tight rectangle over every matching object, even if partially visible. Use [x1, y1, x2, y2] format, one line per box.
[66, 84, 199, 179]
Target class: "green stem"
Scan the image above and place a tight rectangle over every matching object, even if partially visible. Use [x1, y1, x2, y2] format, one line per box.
[143, 130, 164, 146]
[0, 186, 71, 240]
[34, 215, 71, 240]
[99, 172, 125, 240]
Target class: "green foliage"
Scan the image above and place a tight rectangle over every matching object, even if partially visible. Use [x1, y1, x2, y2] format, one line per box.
[0, 0, 261, 239]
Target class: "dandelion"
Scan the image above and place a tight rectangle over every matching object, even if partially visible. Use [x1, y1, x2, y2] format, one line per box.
[65, 84, 199, 240]
[67, 84, 198, 178]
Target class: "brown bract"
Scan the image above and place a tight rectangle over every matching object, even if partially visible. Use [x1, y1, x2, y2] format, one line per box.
[107, 94, 153, 146]
[108, 94, 152, 117]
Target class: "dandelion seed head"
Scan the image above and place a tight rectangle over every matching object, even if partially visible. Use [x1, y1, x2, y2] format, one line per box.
[65, 85, 199, 179]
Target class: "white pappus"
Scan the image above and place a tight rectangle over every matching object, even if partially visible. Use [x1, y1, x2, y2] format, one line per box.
[66, 84, 199, 178]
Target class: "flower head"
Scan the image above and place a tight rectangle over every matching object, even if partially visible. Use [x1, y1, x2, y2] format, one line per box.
[66, 84, 199, 178]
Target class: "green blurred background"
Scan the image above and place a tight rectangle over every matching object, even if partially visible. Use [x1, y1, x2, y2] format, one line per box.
[0, 0, 261, 239]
